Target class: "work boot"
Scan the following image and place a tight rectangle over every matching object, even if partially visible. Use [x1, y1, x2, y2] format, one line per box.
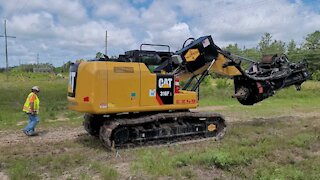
[23, 130, 38, 136]
[23, 130, 30, 136]
[28, 131, 38, 136]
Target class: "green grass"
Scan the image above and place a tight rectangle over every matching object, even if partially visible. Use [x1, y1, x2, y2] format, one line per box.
[1, 140, 118, 179]
[5, 154, 118, 180]
[131, 117, 320, 179]
[131, 131, 275, 177]
[255, 164, 305, 180]
[8, 159, 41, 180]
[90, 162, 118, 180]
[254, 156, 320, 180]
[36, 154, 87, 176]
[289, 133, 318, 148]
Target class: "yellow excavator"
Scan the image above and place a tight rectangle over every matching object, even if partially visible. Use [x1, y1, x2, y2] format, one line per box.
[68, 35, 310, 149]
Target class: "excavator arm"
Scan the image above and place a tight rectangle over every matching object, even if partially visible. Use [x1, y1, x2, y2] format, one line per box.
[171, 35, 310, 105]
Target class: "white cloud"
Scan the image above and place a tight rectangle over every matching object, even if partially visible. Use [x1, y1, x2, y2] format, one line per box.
[0, 0, 87, 24]
[94, 0, 140, 24]
[144, 22, 192, 50]
[175, 0, 320, 46]
[55, 21, 137, 51]
[140, 1, 177, 30]
[9, 12, 56, 39]
[40, 43, 48, 51]
[0, 0, 319, 67]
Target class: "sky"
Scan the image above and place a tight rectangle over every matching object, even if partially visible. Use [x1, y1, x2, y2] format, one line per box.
[0, 0, 319, 67]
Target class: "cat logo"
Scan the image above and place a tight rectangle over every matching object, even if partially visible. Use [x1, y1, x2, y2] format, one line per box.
[158, 78, 173, 88]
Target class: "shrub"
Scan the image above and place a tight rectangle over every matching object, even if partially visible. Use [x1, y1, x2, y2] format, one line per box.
[311, 70, 320, 81]
[216, 78, 231, 89]
[202, 76, 212, 86]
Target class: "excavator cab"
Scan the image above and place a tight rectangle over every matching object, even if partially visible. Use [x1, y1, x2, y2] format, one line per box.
[123, 44, 175, 73]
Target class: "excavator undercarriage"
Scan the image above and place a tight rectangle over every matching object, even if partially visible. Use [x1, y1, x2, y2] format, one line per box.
[84, 111, 226, 149]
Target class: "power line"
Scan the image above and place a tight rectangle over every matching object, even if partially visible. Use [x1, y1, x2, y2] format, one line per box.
[0, 19, 16, 81]
[15, 0, 29, 14]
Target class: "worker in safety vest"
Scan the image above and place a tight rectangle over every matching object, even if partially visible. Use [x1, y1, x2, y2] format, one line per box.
[22, 86, 40, 136]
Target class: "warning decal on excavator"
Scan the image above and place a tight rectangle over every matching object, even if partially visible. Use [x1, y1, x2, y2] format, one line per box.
[184, 48, 200, 62]
[156, 74, 174, 105]
[114, 67, 134, 73]
[202, 38, 210, 48]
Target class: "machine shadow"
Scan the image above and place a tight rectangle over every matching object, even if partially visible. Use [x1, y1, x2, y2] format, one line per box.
[75, 133, 107, 150]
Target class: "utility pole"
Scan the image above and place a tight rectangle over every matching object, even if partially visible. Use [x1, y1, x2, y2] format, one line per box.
[0, 19, 16, 81]
[37, 53, 39, 65]
[105, 30, 108, 56]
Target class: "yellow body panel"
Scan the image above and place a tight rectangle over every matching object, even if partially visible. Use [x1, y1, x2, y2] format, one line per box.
[140, 64, 159, 106]
[107, 63, 140, 108]
[68, 61, 198, 114]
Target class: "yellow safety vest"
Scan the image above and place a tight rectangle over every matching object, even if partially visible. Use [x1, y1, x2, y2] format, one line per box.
[23, 92, 40, 114]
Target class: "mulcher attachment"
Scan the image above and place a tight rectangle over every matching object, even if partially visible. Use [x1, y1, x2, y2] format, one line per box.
[233, 54, 310, 105]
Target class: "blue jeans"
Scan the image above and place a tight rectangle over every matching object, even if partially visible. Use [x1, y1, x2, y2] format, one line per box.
[24, 114, 39, 134]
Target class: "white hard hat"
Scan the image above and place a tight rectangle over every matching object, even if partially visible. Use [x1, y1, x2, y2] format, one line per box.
[31, 86, 40, 92]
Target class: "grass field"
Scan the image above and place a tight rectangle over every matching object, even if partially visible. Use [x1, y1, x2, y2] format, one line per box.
[0, 73, 319, 179]
[0, 73, 80, 130]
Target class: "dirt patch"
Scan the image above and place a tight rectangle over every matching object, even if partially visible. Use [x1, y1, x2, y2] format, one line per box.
[47, 117, 70, 122]
[0, 172, 9, 180]
[309, 138, 320, 157]
[193, 167, 227, 180]
[114, 162, 132, 179]
[0, 127, 86, 148]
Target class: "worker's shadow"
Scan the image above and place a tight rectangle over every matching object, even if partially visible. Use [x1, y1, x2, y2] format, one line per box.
[31, 130, 48, 136]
